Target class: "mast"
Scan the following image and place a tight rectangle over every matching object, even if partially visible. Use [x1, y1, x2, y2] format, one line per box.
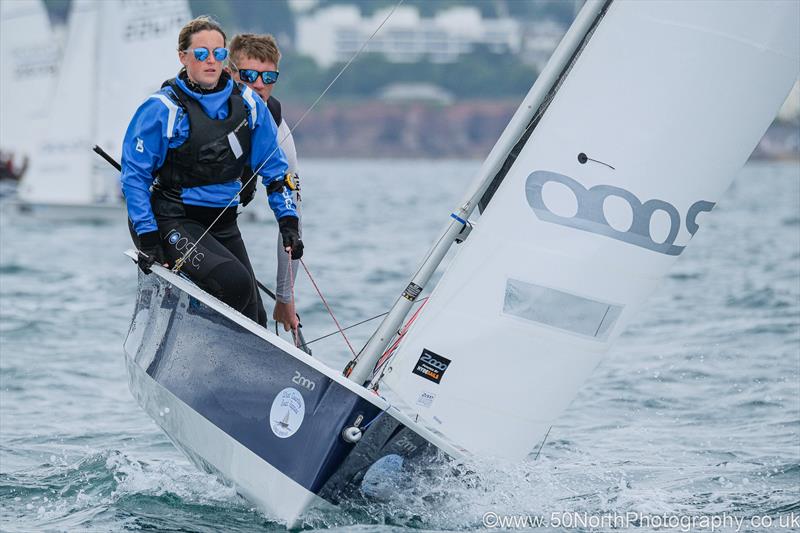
[346, 0, 612, 385]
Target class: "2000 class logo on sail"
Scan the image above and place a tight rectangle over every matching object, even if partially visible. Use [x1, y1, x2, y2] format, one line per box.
[525, 171, 715, 256]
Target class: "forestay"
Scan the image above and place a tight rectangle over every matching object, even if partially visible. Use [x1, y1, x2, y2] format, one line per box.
[19, 0, 190, 206]
[377, 0, 800, 460]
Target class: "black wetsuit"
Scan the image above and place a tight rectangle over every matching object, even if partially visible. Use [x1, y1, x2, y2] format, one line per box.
[152, 193, 267, 325]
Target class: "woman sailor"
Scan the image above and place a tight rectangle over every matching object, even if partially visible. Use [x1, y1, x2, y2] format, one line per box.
[119, 15, 302, 326]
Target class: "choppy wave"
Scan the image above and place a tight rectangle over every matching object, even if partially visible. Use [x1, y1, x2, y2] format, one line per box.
[1, 160, 798, 531]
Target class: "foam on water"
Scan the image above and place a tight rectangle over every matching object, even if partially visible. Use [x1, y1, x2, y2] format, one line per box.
[1, 160, 798, 531]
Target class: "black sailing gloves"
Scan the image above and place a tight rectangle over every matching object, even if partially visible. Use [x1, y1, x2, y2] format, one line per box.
[137, 231, 166, 274]
[278, 216, 304, 260]
[239, 175, 257, 207]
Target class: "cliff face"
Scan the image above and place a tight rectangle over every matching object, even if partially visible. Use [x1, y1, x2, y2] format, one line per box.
[284, 100, 517, 159]
[284, 100, 798, 160]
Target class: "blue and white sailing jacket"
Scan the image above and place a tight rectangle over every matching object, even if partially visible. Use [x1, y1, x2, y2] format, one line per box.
[120, 74, 294, 235]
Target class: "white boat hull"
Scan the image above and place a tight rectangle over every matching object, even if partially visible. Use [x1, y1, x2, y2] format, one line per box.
[126, 356, 332, 524]
[4, 199, 122, 222]
[123, 255, 458, 525]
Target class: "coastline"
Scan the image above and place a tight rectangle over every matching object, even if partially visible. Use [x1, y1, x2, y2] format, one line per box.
[284, 100, 799, 161]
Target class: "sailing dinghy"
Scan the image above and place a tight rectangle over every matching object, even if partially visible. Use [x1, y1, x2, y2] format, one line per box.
[124, 0, 799, 525]
[15, 0, 190, 217]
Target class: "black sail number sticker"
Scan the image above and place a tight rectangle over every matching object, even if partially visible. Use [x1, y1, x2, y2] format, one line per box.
[412, 349, 451, 384]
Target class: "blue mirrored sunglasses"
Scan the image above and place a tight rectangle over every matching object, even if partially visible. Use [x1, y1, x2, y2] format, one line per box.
[238, 69, 279, 85]
[184, 47, 228, 62]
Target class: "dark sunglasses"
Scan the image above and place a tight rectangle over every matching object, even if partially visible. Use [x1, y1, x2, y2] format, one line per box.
[237, 68, 279, 85]
[183, 47, 228, 62]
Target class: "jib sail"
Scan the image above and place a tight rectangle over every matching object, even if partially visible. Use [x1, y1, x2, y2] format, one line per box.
[375, 0, 800, 460]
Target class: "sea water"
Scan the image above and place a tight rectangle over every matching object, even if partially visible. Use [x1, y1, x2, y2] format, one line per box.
[0, 159, 798, 531]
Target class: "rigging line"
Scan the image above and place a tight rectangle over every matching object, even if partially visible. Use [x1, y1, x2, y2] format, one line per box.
[172, 0, 406, 273]
[305, 296, 429, 346]
[300, 258, 358, 358]
[593, 305, 611, 337]
[344, 224, 453, 370]
[534, 426, 552, 461]
[306, 312, 389, 345]
[287, 249, 300, 348]
[368, 297, 428, 387]
[360, 410, 385, 430]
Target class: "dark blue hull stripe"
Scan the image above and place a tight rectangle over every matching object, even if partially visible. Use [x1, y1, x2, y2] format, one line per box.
[126, 273, 391, 495]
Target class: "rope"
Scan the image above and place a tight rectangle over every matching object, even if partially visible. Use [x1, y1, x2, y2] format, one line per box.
[172, 0, 406, 273]
[342, 225, 452, 375]
[361, 410, 385, 429]
[305, 311, 389, 345]
[287, 249, 300, 348]
[534, 426, 552, 460]
[304, 296, 429, 346]
[299, 258, 358, 359]
[369, 297, 428, 386]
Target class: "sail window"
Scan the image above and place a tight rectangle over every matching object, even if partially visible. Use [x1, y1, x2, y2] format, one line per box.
[503, 279, 622, 340]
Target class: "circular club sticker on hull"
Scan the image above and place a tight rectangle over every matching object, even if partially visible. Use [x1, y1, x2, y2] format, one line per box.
[270, 387, 305, 438]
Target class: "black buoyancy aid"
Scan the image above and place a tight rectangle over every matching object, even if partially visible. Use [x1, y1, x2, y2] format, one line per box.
[266, 96, 282, 126]
[239, 96, 284, 201]
[157, 78, 252, 190]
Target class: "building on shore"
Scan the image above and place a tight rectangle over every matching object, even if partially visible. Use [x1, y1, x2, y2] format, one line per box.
[295, 4, 521, 67]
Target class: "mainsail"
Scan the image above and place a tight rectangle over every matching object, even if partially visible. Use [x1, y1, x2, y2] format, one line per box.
[0, 0, 58, 160]
[374, 0, 800, 460]
[18, 0, 190, 207]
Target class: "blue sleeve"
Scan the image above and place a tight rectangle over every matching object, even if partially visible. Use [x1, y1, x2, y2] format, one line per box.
[120, 94, 176, 235]
[244, 88, 296, 220]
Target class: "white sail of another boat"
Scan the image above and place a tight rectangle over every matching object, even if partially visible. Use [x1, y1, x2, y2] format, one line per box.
[0, 0, 59, 163]
[370, 0, 800, 460]
[18, 0, 190, 208]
